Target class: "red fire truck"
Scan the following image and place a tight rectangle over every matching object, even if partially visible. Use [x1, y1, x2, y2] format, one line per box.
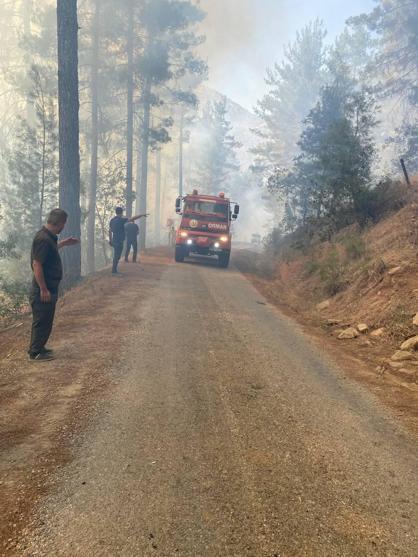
[175, 190, 240, 268]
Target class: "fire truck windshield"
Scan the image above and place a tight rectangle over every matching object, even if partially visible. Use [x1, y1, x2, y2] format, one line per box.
[184, 201, 229, 220]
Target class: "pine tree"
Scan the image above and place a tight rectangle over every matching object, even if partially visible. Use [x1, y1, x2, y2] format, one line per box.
[57, 0, 81, 287]
[269, 69, 377, 230]
[3, 66, 58, 248]
[135, 0, 206, 248]
[253, 20, 327, 174]
[196, 98, 241, 193]
[351, 0, 418, 105]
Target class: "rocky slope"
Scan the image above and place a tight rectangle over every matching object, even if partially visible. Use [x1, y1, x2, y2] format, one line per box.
[235, 196, 418, 430]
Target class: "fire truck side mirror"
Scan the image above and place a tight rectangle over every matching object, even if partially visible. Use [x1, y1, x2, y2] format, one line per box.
[234, 204, 240, 216]
[175, 197, 182, 214]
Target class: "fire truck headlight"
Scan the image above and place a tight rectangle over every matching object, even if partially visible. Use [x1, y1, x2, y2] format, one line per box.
[180, 231, 188, 238]
[220, 236, 228, 243]
[187, 239, 193, 245]
[214, 242, 220, 248]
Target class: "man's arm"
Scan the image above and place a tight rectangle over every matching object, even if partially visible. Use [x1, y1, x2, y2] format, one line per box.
[33, 260, 51, 303]
[58, 237, 79, 250]
[129, 213, 149, 223]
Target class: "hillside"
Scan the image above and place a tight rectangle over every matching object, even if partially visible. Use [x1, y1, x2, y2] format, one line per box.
[236, 196, 418, 430]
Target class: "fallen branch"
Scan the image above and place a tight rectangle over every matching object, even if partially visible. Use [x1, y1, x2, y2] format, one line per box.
[0, 322, 24, 334]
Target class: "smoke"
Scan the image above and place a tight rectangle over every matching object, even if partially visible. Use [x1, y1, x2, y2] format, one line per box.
[197, 0, 288, 111]
[197, 0, 375, 111]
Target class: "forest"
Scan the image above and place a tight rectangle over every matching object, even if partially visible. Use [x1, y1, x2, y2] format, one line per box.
[0, 0, 417, 317]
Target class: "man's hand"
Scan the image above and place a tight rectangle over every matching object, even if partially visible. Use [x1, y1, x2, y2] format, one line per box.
[58, 237, 80, 249]
[130, 213, 150, 222]
[40, 288, 52, 304]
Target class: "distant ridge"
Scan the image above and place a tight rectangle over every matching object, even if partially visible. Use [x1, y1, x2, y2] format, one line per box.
[196, 85, 262, 167]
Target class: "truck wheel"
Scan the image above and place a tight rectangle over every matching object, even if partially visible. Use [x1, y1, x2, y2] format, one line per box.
[218, 252, 230, 268]
[175, 246, 185, 262]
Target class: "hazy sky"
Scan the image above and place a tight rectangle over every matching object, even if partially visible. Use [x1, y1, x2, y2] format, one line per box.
[198, 0, 375, 112]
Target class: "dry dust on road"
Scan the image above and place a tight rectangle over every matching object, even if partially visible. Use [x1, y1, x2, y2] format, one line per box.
[5, 254, 418, 556]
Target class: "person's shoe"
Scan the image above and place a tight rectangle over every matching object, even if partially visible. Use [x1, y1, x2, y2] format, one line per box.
[29, 352, 55, 362]
[40, 347, 54, 356]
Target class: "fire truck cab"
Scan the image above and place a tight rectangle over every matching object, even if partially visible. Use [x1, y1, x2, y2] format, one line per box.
[175, 190, 240, 268]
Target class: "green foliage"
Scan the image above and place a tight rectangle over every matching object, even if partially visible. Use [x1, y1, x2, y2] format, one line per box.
[269, 66, 377, 232]
[304, 259, 321, 277]
[342, 235, 366, 260]
[318, 249, 345, 296]
[137, 0, 207, 146]
[0, 276, 30, 319]
[350, 1, 418, 107]
[2, 58, 58, 250]
[0, 237, 18, 259]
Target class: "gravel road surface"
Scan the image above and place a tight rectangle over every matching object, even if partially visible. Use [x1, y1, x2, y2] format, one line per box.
[19, 258, 418, 556]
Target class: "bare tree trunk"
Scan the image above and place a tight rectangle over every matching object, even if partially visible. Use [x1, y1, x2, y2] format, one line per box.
[135, 135, 142, 214]
[154, 149, 162, 245]
[125, 0, 134, 218]
[40, 87, 46, 228]
[87, 0, 100, 274]
[22, 0, 34, 124]
[96, 208, 110, 265]
[178, 110, 184, 197]
[22, 0, 33, 36]
[139, 77, 151, 250]
[57, 0, 81, 287]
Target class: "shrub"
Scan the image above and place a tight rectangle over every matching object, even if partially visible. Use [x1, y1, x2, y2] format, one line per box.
[384, 304, 415, 342]
[354, 179, 409, 226]
[0, 277, 30, 320]
[304, 259, 321, 277]
[319, 249, 346, 296]
[342, 235, 367, 260]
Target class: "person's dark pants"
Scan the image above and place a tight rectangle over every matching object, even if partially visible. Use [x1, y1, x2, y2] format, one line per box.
[112, 241, 124, 273]
[28, 288, 58, 356]
[125, 238, 138, 262]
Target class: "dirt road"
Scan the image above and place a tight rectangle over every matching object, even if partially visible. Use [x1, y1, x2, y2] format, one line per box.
[7, 255, 418, 556]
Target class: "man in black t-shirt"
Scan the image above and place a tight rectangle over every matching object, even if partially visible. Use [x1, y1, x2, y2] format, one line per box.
[125, 222, 140, 263]
[109, 207, 148, 274]
[29, 209, 79, 362]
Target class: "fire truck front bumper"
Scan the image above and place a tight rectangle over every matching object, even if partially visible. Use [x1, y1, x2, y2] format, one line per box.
[176, 233, 231, 254]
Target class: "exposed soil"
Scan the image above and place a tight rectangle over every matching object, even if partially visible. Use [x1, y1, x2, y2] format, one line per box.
[0, 255, 167, 556]
[235, 204, 418, 436]
[11, 253, 418, 556]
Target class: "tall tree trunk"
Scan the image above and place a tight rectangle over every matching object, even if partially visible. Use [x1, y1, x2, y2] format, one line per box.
[22, 0, 33, 35]
[154, 149, 162, 245]
[40, 94, 46, 229]
[87, 0, 100, 275]
[178, 110, 184, 197]
[139, 77, 151, 250]
[57, 0, 81, 287]
[125, 0, 134, 218]
[22, 0, 34, 123]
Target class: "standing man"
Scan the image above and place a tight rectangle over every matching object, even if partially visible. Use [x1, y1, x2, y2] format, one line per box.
[125, 221, 140, 263]
[109, 207, 148, 274]
[29, 209, 80, 362]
